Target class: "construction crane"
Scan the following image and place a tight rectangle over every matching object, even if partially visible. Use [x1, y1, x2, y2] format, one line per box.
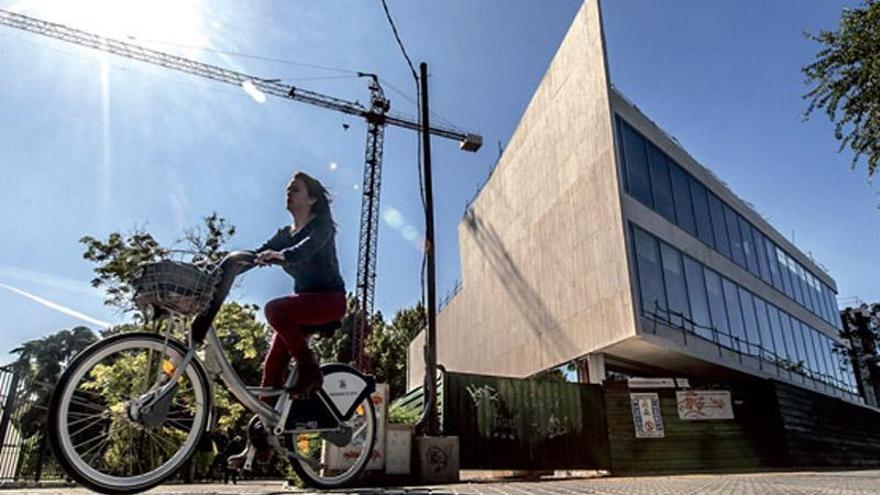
[0, 9, 482, 370]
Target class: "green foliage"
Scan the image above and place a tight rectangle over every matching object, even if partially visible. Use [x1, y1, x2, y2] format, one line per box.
[365, 302, 425, 401]
[211, 301, 270, 433]
[8, 327, 98, 479]
[181, 213, 236, 268]
[803, 0, 880, 178]
[79, 212, 232, 315]
[80, 230, 167, 314]
[387, 402, 421, 425]
[10, 327, 99, 439]
[312, 294, 385, 366]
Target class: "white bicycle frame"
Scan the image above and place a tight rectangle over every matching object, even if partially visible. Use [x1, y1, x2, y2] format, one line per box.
[136, 319, 349, 472]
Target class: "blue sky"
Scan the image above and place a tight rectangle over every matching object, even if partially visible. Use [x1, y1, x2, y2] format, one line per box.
[1, 1, 876, 364]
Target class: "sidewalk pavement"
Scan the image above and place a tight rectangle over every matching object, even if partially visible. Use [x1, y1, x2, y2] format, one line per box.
[6, 469, 880, 495]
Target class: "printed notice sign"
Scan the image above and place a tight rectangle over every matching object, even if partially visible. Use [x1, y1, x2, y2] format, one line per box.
[630, 392, 664, 438]
[676, 390, 734, 420]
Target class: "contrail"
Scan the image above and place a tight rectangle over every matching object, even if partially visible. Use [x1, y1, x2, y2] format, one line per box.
[0, 283, 112, 329]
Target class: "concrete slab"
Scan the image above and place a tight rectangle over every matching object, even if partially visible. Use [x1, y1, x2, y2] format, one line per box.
[6, 470, 880, 495]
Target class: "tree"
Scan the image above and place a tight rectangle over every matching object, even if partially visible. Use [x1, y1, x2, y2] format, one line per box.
[9, 327, 98, 478]
[803, 1, 880, 179]
[365, 302, 425, 401]
[312, 294, 385, 367]
[80, 212, 234, 316]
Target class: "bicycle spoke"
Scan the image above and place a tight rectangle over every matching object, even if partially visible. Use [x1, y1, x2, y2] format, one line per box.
[82, 434, 111, 468]
[166, 418, 193, 432]
[77, 431, 110, 459]
[74, 431, 110, 451]
[68, 398, 107, 413]
[69, 416, 107, 438]
[143, 428, 178, 458]
[67, 411, 104, 425]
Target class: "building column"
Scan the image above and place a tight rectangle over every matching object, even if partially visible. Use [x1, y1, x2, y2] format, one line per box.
[576, 353, 606, 384]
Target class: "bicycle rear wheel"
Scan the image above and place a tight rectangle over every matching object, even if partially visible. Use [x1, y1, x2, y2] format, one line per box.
[48, 332, 211, 494]
[286, 396, 376, 489]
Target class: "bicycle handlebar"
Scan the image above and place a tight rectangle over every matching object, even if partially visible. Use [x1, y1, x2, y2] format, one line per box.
[190, 250, 280, 343]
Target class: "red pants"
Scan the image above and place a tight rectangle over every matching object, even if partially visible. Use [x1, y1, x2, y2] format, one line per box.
[260, 292, 346, 396]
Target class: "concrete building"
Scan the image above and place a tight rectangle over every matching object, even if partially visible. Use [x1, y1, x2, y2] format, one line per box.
[408, 0, 860, 404]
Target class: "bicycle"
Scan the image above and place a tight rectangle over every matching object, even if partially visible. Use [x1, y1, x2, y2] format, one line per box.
[46, 251, 377, 494]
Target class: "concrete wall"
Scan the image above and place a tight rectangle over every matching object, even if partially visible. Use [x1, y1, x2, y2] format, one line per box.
[409, 1, 635, 388]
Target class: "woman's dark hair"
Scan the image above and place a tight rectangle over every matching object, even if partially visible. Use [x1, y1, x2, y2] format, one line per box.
[294, 171, 336, 231]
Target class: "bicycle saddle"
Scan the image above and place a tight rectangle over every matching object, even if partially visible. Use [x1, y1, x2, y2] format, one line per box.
[301, 320, 341, 338]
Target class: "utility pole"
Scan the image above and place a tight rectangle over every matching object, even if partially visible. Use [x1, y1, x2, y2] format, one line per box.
[416, 62, 439, 436]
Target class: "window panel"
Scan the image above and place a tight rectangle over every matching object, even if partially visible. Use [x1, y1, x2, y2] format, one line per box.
[683, 256, 713, 340]
[766, 238, 783, 290]
[724, 206, 746, 268]
[739, 217, 760, 276]
[844, 363, 858, 393]
[754, 297, 775, 359]
[756, 232, 772, 285]
[827, 335, 845, 387]
[768, 304, 789, 364]
[786, 313, 806, 370]
[648, 144, 676, 222]
[811, 276, 824, 320]
[825, 285, 841, 327]
[708, 193, 732, 259]
[620, 120, 653, 207]
[810, 329, 829, 381]
[704, 269, 731, 348]
[737, 287, 762, 357]
[797, 264, 814, 313]
[815, 278, 831, 322]
[828, 287, 841, 330]
[670, 162, 697, 235]
[822, 283, 835, 325]
[777, 247, 794, 299]
[689, 178, 715, 247]
[660, 242, 690, 328]
[633, 226, 667, 318]
[780, 312, 801, 368]
[722, 278, 747, 352]
[789, 257, 806, 307]
[796, 320, 818, 377]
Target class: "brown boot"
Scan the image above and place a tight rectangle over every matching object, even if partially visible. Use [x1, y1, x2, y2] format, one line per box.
[287, 347, 323, 397]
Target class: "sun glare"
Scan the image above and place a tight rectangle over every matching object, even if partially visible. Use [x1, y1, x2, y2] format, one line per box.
[9, 0, 208, 45]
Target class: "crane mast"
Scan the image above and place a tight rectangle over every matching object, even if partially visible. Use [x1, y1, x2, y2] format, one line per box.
[0, 8, 482, 369]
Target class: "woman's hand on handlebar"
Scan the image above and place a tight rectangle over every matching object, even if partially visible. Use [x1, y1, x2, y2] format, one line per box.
[255, 250, 284, 266]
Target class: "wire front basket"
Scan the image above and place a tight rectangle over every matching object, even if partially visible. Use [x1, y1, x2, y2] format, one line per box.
[133, 260, 220, 317]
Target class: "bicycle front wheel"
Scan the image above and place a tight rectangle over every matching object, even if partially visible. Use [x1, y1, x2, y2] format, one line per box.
[48, 332, 211, 495]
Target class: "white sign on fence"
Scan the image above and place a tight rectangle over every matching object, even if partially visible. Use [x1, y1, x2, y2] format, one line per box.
[676, 390, 734, 420]
[630, 392, 664, 438]
[627, 377, 675, 389]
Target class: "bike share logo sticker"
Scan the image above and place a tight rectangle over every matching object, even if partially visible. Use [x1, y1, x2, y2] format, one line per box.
[325, 372, 364, 413]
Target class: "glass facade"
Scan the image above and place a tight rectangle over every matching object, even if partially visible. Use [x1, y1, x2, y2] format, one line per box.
[631, 223, 857, 394]
[616, 116, 841, 329]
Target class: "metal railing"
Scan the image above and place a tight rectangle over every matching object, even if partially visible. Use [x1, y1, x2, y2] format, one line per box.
[644, 302, 857, 395]
[0, 365, 65, 483]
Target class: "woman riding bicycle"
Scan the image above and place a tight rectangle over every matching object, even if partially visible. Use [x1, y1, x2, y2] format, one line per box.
[230, 171, 346, 467]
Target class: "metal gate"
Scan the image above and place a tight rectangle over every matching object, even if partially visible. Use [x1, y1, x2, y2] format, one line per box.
[440, 371, 610, 470]
[0, 365, 64, 482]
